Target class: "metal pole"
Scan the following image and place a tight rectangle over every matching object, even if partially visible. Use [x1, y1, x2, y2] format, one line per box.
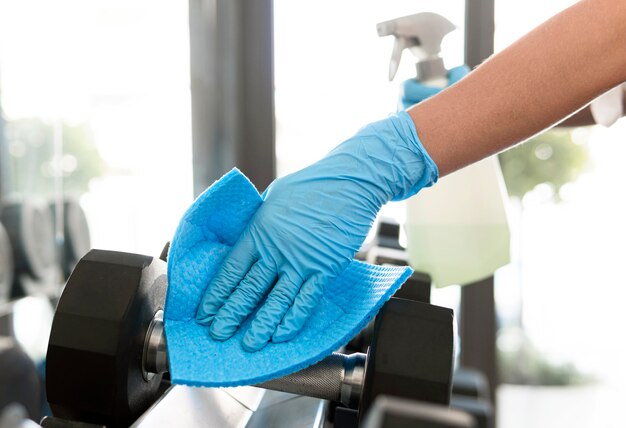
[0, 82, 6, 200]
[464, 0, 495, 68]
[460, 276, 498, 415]
[462, 0, 498, 422]
[189, 0, 275, 197]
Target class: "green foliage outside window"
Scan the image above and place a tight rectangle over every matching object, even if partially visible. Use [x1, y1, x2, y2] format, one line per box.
[497, 129, 592, 386]
[5, 118, 105, 197]
[498, 130, 589, 202]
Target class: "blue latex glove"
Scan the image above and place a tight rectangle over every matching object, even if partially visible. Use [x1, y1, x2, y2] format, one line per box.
[400, 65, 470, 110]
[196, 111, 438, 352]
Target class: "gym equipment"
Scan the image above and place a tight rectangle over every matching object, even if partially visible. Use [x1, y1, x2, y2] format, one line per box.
[0, 223, 14, 303]
[363, 396, 475, 428]
[347, 218, 431, 354]
[356, 218, 494, 428]
[0, 337, 41, 422]
[49, 198, 91, 280]
[452, 368, 490, 400]
[1, 199, 60, 298]
[0, 403, 40, 428]
[450, 367, 494, 428]
[46, 251, 166, 428]
[46, 249, 455, 427]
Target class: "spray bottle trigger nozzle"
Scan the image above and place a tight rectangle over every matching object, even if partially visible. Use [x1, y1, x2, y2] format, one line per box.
[378, 12, 456, 82]
[389, 37, 409, 81]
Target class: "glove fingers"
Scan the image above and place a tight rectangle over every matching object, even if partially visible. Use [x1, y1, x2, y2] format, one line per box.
[272, 276, 325, 343]
[209, 260, 277, 341]
[196, 237, 257, 324]
[242, 273, 302, 352]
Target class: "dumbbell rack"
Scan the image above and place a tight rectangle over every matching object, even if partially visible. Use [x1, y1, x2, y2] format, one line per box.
[130, 385, 325, 428]
[44, 249, 457, 428]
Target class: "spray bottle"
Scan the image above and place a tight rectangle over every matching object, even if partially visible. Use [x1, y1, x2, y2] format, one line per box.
[377, 12, 511, 289]
[377, 12, 455, 88]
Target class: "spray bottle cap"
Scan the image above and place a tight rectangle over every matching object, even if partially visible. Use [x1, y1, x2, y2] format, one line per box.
[377, 12, 455, 81]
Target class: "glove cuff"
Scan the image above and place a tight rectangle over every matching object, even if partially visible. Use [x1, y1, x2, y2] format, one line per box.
[389, 111, 439, 201]
[319, 112, 439, 208]
[350, 111, 439, 203]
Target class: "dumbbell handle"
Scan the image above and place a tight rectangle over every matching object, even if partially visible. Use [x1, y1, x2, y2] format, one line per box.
[258, 351, 365, 408]
[143, 314, 366, 408]
[143, 311, 168, 376]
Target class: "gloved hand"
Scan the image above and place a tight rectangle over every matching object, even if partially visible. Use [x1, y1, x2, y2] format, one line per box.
[196, 111, 438, 352]
[400, 65, 470, 110]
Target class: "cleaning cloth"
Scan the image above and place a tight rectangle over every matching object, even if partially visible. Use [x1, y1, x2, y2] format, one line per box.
[164, 168, 413, 387]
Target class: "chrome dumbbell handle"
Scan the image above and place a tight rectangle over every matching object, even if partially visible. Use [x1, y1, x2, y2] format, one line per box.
[142, 311, 168, 379]
[143, 313, 366, 408]
[258, 351, 365, 408]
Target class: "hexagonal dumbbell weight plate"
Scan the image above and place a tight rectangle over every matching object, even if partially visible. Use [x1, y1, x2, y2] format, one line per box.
[46, 250, 166, 428]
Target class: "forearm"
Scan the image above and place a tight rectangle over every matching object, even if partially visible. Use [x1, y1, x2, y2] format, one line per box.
[409, 0, 626, 176]
[557, 105, 596, 127]
[558, 87, 626, 127]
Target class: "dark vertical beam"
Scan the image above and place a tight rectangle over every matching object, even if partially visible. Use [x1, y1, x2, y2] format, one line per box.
[237, 0, 275, 192]
[189, 0, 275, 197]
[189, 0, 219, 197]
[0, 84, 6, 199]
[460, 276, 498, 412]
[464, 0, 495, 68]
[462, 0, 498, 418]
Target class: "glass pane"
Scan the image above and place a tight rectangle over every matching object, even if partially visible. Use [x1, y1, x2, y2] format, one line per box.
[0, 1, 192, 363]
[495, 1, 626, 425]
[0, 0, 193, 259]
[274, 0, 466, 176]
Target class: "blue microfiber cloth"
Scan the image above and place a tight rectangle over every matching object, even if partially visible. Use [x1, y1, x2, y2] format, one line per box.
[165, 168, 413, 387]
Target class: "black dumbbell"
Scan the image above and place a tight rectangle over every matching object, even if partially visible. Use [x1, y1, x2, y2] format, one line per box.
[46, 249, 455, 427]
[346, 216, 432, 355]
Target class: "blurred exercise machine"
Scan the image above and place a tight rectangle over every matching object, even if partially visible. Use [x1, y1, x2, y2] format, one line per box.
[0, 197, 92, 423]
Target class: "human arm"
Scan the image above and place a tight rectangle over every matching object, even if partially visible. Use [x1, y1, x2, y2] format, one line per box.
[409, 0, 626, 175]
[557, 105, 597, 127]
[196, 112, 436, 352]
[197, 0, 626, 351]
